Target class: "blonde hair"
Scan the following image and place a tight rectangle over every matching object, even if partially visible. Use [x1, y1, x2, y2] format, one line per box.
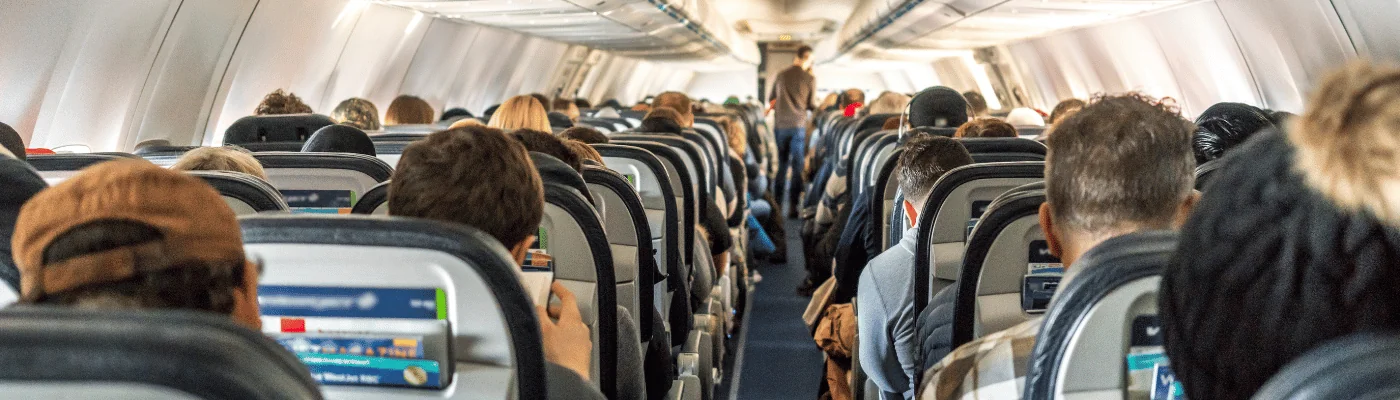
[449, 118, 484, 129]
[718, 117, 747, 156]
[385, 95, 434, 125]
[489, 95, 552, 131]
[866, 92, 911, 115]
[1292, 61, 1400, 225]
[332, 98, 381, 131]
[170, 147, 267, 180]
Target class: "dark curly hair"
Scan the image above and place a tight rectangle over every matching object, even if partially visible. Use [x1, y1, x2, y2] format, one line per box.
[254, 89, 312, 115]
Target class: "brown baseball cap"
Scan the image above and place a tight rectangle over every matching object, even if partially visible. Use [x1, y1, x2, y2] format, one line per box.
[11, 159, 246, 302]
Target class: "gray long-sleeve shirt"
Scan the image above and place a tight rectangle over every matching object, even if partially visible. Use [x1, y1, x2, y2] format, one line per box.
[857, 227, 920, 400]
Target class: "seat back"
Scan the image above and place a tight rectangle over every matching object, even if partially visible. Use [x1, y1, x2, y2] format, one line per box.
[1195, 158, 1226, 191]
[241, 215, 548, 400]
[26, 153, 140, 184]
[615, 134, 713, 202]
[0, 307, 321, 400]
[541, 181, 619, 398]
[584, 166, 658, 340]
[612, 140, 698, 268]
[186, 170, 288, 215]
[1022, 231, 1177, 400]
[912, 162, 1044, 316]
[135, 145, 200, 166]
[224, 114, 333, 152]
[368, 134, 427, 168]
[1253, 334, 1400, 400]
[853, 131, 897, 200]
[595, 144, 682, 330]
[532, 153, 595, 205]
[381, 124, 439, 134]
[872, 149, 904, 250]
[953, 183, 1053, 348]
[959, 138, 1047, 163]
[252, 152, 392, 213]
[350, 181, 390, 215]
[617, 110, 645, 128]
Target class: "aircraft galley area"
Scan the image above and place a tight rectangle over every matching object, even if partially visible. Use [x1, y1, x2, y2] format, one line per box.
[0, 0, 1398, 399]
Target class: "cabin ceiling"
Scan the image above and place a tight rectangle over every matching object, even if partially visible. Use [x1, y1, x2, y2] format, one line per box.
[380, 0, 1200, 65]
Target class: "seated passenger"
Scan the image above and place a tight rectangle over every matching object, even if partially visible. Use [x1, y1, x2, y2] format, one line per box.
[0, 152, 46, 294]
[1162, 62, 1400, 400]
[908, 87, 971, 130]
[564, 140, 603, 166]
[388, 126, 600, 398]
[385, 95, 435, 126]
[10, 161, 262, 329]
[489, 95, 552, 132]
[1191, 102, 1274, 164]
[169, 146, 268, 180]
[1043, 98, 1087, 140]
[548, 112, 575, 129]
[1005, 107, 1046, 127]
[644, 95, 735, 275]
[531, 93, 553, 111]
[574, 98, 592, 109]
[963, 91, 991, 118]
[560, 127, 609, 144]
[954, 118, 1018, 138]
[640, 108, 686, 133]
[512, 129, 582, 172]
[255, 89, 312, 115]
[841, 88, 867, 117]
[449, 118, 485, 129]
[331, 98, 381, 131]
[918, 93, 1197, 399]
[302, 124, 376, 156]
[440, 107, 473, 123]
[858, 136, 974, 400]
[553, 98, 581, 122]
[1, 122, 27, 161]
[867, 92, 912, 116]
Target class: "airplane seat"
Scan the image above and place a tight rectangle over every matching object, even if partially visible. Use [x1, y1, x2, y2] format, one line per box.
[350, 181, 390, 215]
[26, 153, 141, 184]
[1252, 334, 1400, 400]
[381, 124, 439, 134]
[0, 307, 320, 400]
[1021, 230, 1177, 400]
[1194, 158, 1227, 191]
[241, 215, 549, 400]
[367, 135, 425, 168]
[251, 152, 392, 214]
[951, 182, 1051, 350]
[958, 138, 1048, 163]
[578, 119, 615, 133]
[531, 153, 596, 205]
[224, 114, 334, 152]
[185, 170, 289, 215]
[614, 135, 711, 203]
[612, 140, 700, 269]
[904, 126, 958, 139]
[871, 148, 904, 250]
[617, 110, 645, 128]
[594, 144, 685, 341]
[583, 166, 658, 340]
[135, 145, 200, 166]
[912, 162, 1046, 319]
[852, 132, 897, 200]
[1017, 126, 1047, 139]
[593, 144, 704, 400]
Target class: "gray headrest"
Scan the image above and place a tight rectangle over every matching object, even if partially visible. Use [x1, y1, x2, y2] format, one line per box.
[0, 306, 321, 400]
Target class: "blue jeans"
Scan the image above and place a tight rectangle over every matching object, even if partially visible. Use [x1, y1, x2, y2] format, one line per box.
[773, 127, 806, 209]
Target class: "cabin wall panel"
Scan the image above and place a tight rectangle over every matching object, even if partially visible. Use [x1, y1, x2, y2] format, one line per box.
[319, 5, 432, 116]
[129, 0, 258, 148]
[399, 20, 487, 115]
[0, 0, 180, 150]
[685, 70, 758, 103]
[1215, 0, 1355, 112]
[207, 0, 360, 143]
[1331, 0, 1400, 62]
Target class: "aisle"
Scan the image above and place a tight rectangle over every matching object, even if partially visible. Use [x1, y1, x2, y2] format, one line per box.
[731, 219, 824, 399]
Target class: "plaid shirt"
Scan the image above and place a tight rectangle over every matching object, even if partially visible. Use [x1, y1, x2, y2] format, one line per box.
[917, 318, 1043, 400]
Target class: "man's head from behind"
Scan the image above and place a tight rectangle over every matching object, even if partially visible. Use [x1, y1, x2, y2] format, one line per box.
[909, 86, 970, 129]
[899, 136, 974, 219]
[11, 160, 260, 328]
[0, 122, 24, 161]
[795, 45, 814, 68]
[512, 129, 582, 172]
[390, 126, 543, 262]
[653, 92, 694, 127]
[1041, 93, 1196, 266]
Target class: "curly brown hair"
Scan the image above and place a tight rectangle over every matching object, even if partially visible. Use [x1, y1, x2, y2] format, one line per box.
[254, 89, 312, 115]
